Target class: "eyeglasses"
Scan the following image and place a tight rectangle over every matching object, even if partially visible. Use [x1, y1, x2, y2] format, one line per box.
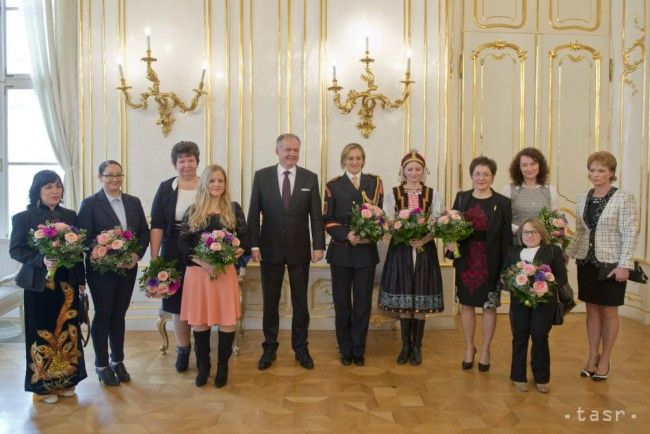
[522, 230, 540, 236]
[101, 174, 124, 180]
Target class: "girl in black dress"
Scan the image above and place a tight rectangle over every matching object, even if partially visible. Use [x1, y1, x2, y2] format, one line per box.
[9, 170, 87, 404]
[379, 151, 444, 365]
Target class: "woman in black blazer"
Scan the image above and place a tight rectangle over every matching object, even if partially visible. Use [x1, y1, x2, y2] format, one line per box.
[77, 160, 150, 386]
[450, 156, 512, 372]
[503, 218, 567, 393]
[9, 170, 87, 404]
[323, 143, 383, 367]
[150, 141, 200, 372]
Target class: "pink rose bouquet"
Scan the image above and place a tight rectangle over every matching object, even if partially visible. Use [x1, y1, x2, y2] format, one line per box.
[138, 257, 182, 299]
[501, 261, 556, 308]
[431, 209, 474, 258]
[28, 221, 87, 286]
[389, 207, 431, 252]
[349, 202, 387, 243]
[539, 207, 571, 250]
[89, 227, 140, 275]
[192, 229, 240, 279]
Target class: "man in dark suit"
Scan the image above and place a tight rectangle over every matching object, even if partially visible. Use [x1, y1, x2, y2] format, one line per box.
[248, 133, 326, 370]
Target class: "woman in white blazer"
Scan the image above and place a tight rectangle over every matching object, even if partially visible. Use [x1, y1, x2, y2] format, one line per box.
[565, 151, 639, 381]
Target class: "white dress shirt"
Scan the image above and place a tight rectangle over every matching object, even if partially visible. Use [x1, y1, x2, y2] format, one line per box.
[277, 164, 297, 195]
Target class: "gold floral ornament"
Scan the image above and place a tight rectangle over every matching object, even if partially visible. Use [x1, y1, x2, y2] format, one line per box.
[29, 282, 80, 384]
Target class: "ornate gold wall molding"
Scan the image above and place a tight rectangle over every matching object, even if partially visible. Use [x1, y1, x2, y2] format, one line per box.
[622, 14, 647, 95]
[472, 0, 526, 29]
[548, 0, 602, 32]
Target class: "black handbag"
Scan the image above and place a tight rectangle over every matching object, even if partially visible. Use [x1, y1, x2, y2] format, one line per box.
[558, 282, 576, 313]
[552, 299, 564, 326]
[598, 261, 648, 284]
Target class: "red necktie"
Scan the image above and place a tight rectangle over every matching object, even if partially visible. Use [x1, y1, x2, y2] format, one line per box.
[282, 171, 291, 209]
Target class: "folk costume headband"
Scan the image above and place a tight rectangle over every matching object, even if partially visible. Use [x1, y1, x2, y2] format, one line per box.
[401, 151, 425, 168]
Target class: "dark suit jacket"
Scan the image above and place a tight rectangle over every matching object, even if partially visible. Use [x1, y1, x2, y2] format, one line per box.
[9, 205, 85, 292]
[77, 189, 150, 264]
[503, 244, 568, 289]
[323, 173, 384, 267]
[247, 165, 325, 265]
[450, 189, 512, 284]
[150, 176, 180, 237]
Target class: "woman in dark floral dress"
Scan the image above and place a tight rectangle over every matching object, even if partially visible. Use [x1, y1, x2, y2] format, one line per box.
[449, 156, 511, 372]
[9, 170, 87, 404]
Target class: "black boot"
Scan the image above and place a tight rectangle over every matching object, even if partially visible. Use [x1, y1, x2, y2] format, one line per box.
[215, 331, 235, 388]
[410, 319, 425, 366]
[193, 330, 211, 386]
[397, 318, 413, 364]
[175, 344, 191, 372]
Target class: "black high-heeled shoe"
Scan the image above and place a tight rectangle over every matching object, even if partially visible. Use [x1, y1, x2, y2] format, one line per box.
[478, 362, 490, 372]
[580, 355, 600, 377]
[96, 367, 120, 386]
[592, 363, 610, 381]
[461, 348, 476, 370]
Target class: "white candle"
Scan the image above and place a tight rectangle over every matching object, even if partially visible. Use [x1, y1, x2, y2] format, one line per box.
[145, 27, 151, 51]
[332, 64, 337, 81]
[406, 49, 412, 74]
[365, 36, 369, 53]
[200, 68, 206, 84]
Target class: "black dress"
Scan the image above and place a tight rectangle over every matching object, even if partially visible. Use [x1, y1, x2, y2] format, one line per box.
[576, 187, 626, 306]
[9, 205, 88, 395]
[379, 185, 444, 313]
[150, 177, 194, 314]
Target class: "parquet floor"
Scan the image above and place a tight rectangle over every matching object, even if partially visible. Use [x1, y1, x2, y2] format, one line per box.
[0, 314, 649, 433]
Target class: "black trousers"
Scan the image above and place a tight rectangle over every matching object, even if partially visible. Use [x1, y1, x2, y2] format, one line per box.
[330, 264, 375, 357]
[260, 261, 310, 352]
[87, 268, 137, 367]
[509, 296, 556, 384]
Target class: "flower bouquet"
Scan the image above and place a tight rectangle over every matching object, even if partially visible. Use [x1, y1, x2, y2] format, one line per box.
[138, 257, 182, 299]
[192, 229, 241, 279]
[501, 261, 556, 308]
[539, 207, 571, 250]
[349, 202, 387, 243]
[389, 207, 431, 252]
[29, 221, 86, 287]
[432, 209, 474, 258]
[89, 227, 139, 275]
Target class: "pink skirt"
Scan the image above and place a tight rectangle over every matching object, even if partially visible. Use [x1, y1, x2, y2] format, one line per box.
[180, 265, 241, 326]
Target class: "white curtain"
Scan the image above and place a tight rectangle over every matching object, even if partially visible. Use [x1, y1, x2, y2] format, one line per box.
[23, 0, 80, 209]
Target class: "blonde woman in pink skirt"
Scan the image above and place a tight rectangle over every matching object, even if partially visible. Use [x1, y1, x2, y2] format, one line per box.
[179, 165, 249, 387]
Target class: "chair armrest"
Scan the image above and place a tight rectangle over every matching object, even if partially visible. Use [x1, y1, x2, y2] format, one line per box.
[0, 272, 18, 286]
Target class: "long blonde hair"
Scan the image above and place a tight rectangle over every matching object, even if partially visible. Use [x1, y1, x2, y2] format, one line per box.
[187, 165, 235, 231]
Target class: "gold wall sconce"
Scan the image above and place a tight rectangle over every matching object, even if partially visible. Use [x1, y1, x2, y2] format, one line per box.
[116, 28, 207, 136]
[328, 37, 414, 138]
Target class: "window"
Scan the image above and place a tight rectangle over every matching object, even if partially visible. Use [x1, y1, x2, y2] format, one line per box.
[1, 0, 62, 237]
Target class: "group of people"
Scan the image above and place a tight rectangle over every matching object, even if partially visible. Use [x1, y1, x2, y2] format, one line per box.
[9, 133, 639, 404]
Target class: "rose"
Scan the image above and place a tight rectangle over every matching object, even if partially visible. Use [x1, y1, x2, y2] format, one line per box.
[111, 239, 125, 250]
[522, 263, 537, 276]
[451, 213, 462, 221]
[398, 209, 411, 219]
[539, 264, 551, 273]
[448, 209, 459, 215]
[552, 230, 562, 237]
[201, 233, 210, 241]
[382, 223, 389, 231]
[437, 215, 450, 225]
[516, 261, 525, 269]
[91, 247, 100, 258]
[515, 273, 529, 286]
[64, 232, 79, 243]
[157, 283, 169, 295]
[114, 228, 123, 236]
[532, 280, 548, 295]
[96, 246, 108, 257]
[210, 242, 222, 251]
[157, 271, 170, 281]
[97, 233, 110, 245]
[417, 217, 426, 225]
[33, 229, 46, 239]
[232, 238, 241, 247]
[54, 222, 69, 231]
[393, 221, 402, 230]
[213, 230, 226, 239]
[43, 227, 57, 237]
[361, 209, 373, 219]
[544, 272, 555, 282]
[372, 206, 383, 217]
[122, 230, 133, 240]
[51, 240, 60, 247]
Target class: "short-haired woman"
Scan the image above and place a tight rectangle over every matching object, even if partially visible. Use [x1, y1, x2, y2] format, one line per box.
[450, 156, 512, 372]
[565, 151, 639, 381]
[179, 165, 249, 387]
[150, 141, 200, 372]
[10, 170, 88, 404]
[503, 218, 567, 393]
